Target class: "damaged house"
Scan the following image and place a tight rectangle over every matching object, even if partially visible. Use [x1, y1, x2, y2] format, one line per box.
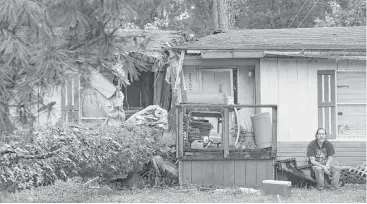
[35, 29, 185, 126]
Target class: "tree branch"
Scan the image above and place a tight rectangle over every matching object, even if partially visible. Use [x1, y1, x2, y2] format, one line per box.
[0, 146, 65, 159]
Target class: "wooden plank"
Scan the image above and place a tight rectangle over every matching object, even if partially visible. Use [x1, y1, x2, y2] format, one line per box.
[223, 108, 229, 159]
[202, 161, 214, 185]
[278, 147, 367, 153]
[191, 161, 203, 185]
[67, 78, 73, 123]
[307, 59, 319, 141]
[255, 60, 261, 114]
[267, 160, 274, 180]
[234, 160, 246, 186]
[296, 59, 309, 141]
[73, 77, 80, 123]
[201, 51, 264, 59]
[278, 141, 366, 148]
[223, 160, 235, 186]
[272, 107, 277, 152]
[287, 59, 299, 141]
[277, 151, 366, 157]
[61, 82, 66, 123]
[256, 160, 269, 188]
[181, 161, 192, 185]
[175, 108, 180, 159]
[178, 107, 184, 159]
[277, 59, 290, 141]
[183, 58, 259, 67]
[212, 161, 224, 185]
[245, 160, 257, 188]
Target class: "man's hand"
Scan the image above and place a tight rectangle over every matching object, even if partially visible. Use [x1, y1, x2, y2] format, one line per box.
[323, 165, 331, 175]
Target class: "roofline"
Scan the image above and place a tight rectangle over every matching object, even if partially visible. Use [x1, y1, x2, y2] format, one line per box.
[172, 47, 366, 52]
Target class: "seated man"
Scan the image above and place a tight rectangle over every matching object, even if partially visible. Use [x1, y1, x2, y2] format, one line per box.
[307, 128, 341, 190]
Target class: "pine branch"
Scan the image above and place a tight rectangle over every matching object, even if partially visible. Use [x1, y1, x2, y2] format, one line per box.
[0, 146, 66, 159]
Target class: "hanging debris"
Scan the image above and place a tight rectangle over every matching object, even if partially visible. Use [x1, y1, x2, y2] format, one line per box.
[125, 105, 168, 129]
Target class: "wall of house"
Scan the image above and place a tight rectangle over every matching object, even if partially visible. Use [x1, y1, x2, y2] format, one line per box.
[260, 58, 366, 142]
[260, 58, 366, 166]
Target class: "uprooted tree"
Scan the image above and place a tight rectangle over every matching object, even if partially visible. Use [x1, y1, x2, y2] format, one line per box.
[0, 123, 178, 192]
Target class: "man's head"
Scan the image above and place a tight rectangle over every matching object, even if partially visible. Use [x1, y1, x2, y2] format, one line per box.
[315, 128, 327, 143]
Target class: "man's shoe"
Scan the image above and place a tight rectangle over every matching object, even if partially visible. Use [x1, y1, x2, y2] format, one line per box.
[329, 185, 337, 190]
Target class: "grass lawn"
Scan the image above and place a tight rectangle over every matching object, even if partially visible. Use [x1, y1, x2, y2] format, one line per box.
[3, 180, 366, 203]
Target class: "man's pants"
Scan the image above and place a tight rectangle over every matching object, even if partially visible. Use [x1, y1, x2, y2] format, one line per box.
[311, 166, 341, 188]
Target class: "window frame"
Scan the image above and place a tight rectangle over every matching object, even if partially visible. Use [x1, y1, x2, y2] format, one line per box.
[317, 70, 337, 139]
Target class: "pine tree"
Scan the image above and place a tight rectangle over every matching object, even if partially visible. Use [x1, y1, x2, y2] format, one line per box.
[0, 0, 153, 135]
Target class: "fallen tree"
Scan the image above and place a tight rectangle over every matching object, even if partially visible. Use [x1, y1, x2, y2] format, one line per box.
[0, 123, 178, 192]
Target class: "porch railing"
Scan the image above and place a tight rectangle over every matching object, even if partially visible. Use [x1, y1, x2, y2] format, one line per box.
[175, 103, 278, 160]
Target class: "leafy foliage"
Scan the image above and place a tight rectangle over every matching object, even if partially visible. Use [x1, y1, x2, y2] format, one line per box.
[0, 0, 154, 134]
[0, 123, 177, 192]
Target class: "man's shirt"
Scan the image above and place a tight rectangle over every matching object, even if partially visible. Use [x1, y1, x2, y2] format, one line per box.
[307, 139, 335, 165]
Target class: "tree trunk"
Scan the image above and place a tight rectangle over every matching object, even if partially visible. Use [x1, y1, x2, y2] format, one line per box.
[218, 0, 230, 30]
[212, 0, 219, 30]
[212, 0, 233, 31]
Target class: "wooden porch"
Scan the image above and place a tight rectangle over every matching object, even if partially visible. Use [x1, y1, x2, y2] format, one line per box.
[176, 103, 278, 187]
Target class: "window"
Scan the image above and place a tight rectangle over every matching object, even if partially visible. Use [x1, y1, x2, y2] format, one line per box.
[317, 71, 336, 138]
[317, 70, 367, 139]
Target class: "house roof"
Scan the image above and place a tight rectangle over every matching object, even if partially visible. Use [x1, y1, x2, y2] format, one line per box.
[174, 26, 366, 51]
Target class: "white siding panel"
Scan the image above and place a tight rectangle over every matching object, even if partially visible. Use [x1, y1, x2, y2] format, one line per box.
[285, 59, 299, 141]
[307, 59, 319, 140]
[297, 59, 314, 141]
[277, 59, 291, 141]
[238, 66, 255, 131]
[259, 58, 279, 133]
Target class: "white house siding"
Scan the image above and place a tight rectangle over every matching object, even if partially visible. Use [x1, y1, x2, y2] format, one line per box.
[260, 58, 366, 142]
[260, 58, 319, 142]
[260, 58, 366, 166]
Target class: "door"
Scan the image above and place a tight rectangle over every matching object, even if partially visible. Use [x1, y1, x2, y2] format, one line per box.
[199, 68, 235, 135]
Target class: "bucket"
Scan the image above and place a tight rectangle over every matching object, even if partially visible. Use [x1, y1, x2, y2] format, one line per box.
[251, 112, 272, 149]
[241, 132, 257, 149]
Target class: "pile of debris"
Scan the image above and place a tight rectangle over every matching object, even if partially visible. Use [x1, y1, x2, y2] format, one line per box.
[126, 105, 168, 129]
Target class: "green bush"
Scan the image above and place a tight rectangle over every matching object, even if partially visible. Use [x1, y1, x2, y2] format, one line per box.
[0, 123, 177, 192]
